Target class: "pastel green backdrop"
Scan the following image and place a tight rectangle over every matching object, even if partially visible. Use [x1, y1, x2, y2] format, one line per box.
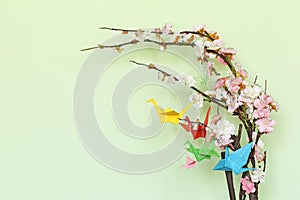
[0, 0, 298, 199]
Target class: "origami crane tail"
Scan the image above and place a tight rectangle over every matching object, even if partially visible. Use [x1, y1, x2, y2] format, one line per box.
[179, 116, 192, 132]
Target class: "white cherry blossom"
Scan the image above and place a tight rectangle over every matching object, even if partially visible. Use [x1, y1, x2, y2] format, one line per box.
[189, 92, 204, 109]
[177, 73, 195, 87]
[251, 169, 266, 183]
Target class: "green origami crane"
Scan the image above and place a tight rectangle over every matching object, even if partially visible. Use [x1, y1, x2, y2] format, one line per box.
[185, 141, 220, 162]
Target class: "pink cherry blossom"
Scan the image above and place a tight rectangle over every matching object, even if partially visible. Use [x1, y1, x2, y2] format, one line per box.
[238, 95, 254, 114]
[241, 176, 256, 194]
[254, 94, 273, 110]
[225, 77, 243, 93]
[238, 68, 248, 79]
[216, 48, 236, 65]
[253, 108, 271, 119]
[214, 77, 227, 90]
[220, 47, 237, 55]
[217, 55, 227, 65]
[255, 118, 276, 133]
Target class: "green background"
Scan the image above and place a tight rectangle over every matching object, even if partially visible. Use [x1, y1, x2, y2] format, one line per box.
[1, 0, 298, 199]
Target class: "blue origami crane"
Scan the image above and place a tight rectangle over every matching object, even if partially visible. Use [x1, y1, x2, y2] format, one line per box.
[213, 142, 254, 175]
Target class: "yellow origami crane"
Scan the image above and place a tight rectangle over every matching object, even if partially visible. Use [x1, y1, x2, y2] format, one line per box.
[147, 98, 192, 124]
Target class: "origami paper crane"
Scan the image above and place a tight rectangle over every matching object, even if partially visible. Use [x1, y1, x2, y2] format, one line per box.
[213, 142, 254, 174]
[185, 141, 220, 162]
[180, 155, 197, 170]
[147, 98, 192, 124]
[179, 107, 211, 140]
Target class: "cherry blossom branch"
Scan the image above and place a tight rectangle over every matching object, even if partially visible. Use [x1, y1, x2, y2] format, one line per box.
[206, 49, 237, 76]
[81, 39, 193, 51]
[81, 41, 134, 51]
[83, 26, 237, 76]
[98, 26, 211, 39]
[129, 60, 227, 109]
[179, 30, 214, 40]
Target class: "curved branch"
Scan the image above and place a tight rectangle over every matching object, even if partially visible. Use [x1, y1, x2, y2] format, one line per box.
[130, 60, 227, 109]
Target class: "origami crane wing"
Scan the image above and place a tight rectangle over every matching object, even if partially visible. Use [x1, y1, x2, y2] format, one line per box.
[185, 141, 220, 162]
[147, 98, 192, 124]
[227, 142, 254, 174]
[161, 109, 179, 115]
[180, 156, 197, 170]
[213, 142, 254, 174]
[199, 142, 220, 158]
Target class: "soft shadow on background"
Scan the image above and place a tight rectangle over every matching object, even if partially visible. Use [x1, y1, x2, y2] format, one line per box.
[0, 0, 299, 199]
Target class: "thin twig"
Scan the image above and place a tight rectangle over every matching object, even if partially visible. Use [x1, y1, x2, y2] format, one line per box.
[129, 60, 176, 80]
[263, 151, 267, 172]
[81, 39, 193, 51]
[264, 80, 267, 94]
[99, 26, 174, 35]
[179, 30, 213, 40]
[99, 26, 213, 39]
[254, 75, 258, 84]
